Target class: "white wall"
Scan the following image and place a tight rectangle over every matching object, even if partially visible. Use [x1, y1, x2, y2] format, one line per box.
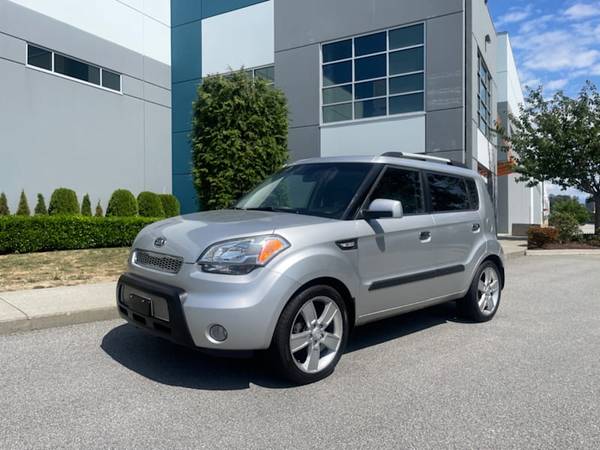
[476, 128, 492, 170]
[497, 33, 524, 114]
[201, 0, 274, 76]
[321, 116, 426, 157]
[7, 0, 170, 64]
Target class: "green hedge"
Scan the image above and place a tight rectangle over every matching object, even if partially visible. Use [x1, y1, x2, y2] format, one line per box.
[0, 216, 158, 254]
[138, 191, 165, 217]
[106, 189, 138, 217]
[160, 194, 181, 217]
[48, 188, 79, 215]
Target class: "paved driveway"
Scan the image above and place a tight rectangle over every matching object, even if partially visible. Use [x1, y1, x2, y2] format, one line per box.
[1, 255, 599, 449]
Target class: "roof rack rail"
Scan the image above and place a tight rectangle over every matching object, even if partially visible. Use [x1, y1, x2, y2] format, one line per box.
[381, 152, 469, 169]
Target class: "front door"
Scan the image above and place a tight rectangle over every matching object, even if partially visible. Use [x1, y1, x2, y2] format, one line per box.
[355, 166, 435, 318]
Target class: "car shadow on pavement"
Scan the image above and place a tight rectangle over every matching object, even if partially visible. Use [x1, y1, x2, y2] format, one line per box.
[101, 302, 459, 391]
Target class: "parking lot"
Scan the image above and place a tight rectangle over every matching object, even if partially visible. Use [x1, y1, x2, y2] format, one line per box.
[1, 254, 599, 449]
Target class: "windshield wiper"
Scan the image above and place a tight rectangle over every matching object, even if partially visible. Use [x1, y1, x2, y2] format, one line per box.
[245, 207, 301, 214]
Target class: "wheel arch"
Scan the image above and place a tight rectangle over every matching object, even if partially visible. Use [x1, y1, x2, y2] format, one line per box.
[288, 277, 356, 330]
[482, 254, 505, 289]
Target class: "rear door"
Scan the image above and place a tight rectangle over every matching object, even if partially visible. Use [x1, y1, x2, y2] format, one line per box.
[356, 166, 436, 317]
[425, 172, 485, 295]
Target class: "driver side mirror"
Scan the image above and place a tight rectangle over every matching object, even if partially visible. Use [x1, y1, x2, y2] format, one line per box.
[363, 199, 403, 220]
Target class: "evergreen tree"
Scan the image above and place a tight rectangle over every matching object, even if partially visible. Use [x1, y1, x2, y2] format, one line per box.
[16, 190, 30, 216]
[34, 193, 48, 215]
[0, 192, 9, 216]
[81, 194, 92, 216]
[95, 200, 104, 217]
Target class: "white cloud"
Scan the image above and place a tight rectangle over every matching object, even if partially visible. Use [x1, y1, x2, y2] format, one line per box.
[496, 6, 533, 28]
[545, 78, 569, 90]
[565, 2, 600, 20]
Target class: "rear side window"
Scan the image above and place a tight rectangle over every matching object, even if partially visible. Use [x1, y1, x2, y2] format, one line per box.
[426, 173, 471, 212]
[369, 167, 424, 214]
[465, 178, 479, 210]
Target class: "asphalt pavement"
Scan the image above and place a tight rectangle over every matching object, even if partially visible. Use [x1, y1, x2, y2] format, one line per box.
[1, 255, 599, 449]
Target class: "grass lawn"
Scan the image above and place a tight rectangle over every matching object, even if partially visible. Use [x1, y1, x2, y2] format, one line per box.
[0, 248, 130, 292]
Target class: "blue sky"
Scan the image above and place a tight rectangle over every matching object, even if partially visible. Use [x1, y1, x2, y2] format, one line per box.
[488, 0, 598, 201]
[489, 0, 600, 96]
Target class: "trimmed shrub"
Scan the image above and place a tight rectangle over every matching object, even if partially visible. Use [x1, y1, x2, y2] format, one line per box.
[16, 190, 30, 216]
[0, 193, 9, 216]
[106, 189, 138, 217]
[528, 226, 559, 249]
[549, 212, 580, 242]
[191, 70, 288, 210]
[95, 200, 104, 217]
[137, 191, 165, 217]
[34, 194, 47, 215]
[48, 188, 79, 216]
[159, 194, 181, 217]
[0, 216, 157, 254]
[81, 194, 92, 216]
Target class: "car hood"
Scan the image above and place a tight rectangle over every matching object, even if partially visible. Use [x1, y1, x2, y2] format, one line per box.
[134, 209, 336, 263]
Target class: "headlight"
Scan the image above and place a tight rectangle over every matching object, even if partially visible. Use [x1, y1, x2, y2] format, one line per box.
[197, 235, 290, 275]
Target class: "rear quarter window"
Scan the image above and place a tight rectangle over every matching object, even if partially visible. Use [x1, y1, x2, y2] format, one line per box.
[426, 173, 471, 212]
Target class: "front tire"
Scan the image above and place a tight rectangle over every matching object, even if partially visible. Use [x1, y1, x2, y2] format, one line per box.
[271, 285, 349, 385]
[457, 260, 502, 322]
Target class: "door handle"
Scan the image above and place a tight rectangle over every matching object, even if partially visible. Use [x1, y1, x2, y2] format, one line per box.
[419, 231, 431, 242]
[472, 223, 481, 232]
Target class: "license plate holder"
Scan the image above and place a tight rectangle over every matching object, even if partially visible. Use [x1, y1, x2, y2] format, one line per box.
[127, 292, 152, 316]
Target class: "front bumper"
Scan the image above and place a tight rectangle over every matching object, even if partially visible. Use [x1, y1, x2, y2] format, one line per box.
[117, 273, 196, 348]
[117, 265, 301, 351]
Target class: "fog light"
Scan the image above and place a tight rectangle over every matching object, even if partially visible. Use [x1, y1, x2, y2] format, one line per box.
[209, 324, 228, 342]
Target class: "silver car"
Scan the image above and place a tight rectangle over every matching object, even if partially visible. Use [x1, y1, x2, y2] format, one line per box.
[117, 153, 505, 384]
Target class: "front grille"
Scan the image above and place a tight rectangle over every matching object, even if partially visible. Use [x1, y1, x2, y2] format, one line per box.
[134, 250, 183, 274]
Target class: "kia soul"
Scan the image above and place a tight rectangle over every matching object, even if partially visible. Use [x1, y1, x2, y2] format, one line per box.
[117, 153, 505, 384]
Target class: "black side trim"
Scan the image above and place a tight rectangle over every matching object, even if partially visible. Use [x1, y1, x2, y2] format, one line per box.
[368, 264, 465, 291]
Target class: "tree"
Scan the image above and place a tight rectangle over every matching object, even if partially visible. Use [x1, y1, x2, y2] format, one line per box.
[81, 194, 92, 216]
[191, 70, 288, 210]
[550, 197, 591, 224]
[106, 189, 137, 217]
[137, 192, 165, 217]
[95, 200, 104, 217]
[509, 82, 600, 234]
[34, 194, 47, 215]
[48, 188, 79, 215]
[16, 190, 30, 216]
[0, 192, 9, 216]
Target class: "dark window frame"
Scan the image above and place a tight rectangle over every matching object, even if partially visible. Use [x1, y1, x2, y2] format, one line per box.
[321, 23, 426, 124]
[424, 171, 479, 213]
[356, 164, 427, 219]
[25, 43, 122, 93]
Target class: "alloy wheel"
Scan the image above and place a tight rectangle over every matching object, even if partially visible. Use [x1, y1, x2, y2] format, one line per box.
[289, 296, 343, 374]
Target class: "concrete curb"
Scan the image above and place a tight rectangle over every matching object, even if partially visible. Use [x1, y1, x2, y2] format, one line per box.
[525, 249, 600, 256]
[0, 305, 119, 335]
[0, 282, 119, 336]
[504, 250, 527, 260]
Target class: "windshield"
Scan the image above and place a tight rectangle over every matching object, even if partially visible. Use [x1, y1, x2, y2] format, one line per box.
[235, 163, 373, 219]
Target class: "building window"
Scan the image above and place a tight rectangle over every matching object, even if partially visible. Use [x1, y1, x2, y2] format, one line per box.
[26, 43, 121, 92]
[321, 23, 425, 124]
[478, 52, 492, 137]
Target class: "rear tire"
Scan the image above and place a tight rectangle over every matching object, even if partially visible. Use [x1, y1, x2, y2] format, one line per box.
[457, 260, 502, 322]
[271, 285, 349, 385]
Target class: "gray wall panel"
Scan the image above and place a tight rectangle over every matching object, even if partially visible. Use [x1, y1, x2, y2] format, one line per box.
[274, 44, 320, 129]
[143, 82, 171, 108]
[426, 108, 464, 155]
[275, 0, 463, 52]
[0, 31, 24, 64]
[287, 127, 320, 162]
[0, 0, 170, 89]
[426, 12, 463, 112]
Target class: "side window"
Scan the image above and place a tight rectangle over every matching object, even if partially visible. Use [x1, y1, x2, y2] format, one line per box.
[368, 167, 424, 214]
[465, 178, 479, 210]
[426, 173, 470, 212]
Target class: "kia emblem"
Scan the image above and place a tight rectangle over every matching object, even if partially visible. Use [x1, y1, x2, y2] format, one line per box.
[154, 237, 167, 248]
